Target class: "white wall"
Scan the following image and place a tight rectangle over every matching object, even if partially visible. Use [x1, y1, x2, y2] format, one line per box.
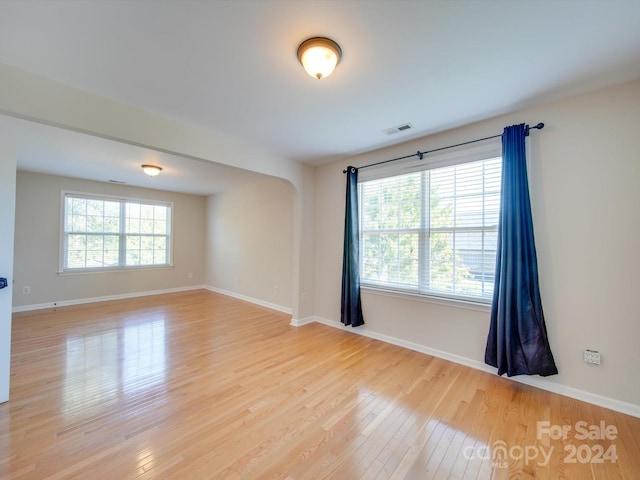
[13, 171, 206, 308]
[205, 178, 294, 312]
[0, 141, 16, 402]
[313, 80, 640, 411]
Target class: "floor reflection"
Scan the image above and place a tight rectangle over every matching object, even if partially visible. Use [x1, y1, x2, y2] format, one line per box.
[123, 318, 166, 394]
[135, 446, 156, 474]
[346, 386, 488, 478]
[64, 330, 119, 417]
[63, 315, 166, 418]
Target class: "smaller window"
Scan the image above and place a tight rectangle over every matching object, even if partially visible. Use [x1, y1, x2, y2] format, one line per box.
[61, 192, 172, 272]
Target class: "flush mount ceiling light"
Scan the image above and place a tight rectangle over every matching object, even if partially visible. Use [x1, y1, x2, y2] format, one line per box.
[141, 164, 162, 177]
[297, 37, 342, 80]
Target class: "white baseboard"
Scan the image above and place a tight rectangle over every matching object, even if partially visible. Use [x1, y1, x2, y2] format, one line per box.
[12, 285, 206, 313]
[304, 316, 640, 419]
[204, 285, 293, 315]
[13, 282, 293, 317]
[290, 316, 315, 327]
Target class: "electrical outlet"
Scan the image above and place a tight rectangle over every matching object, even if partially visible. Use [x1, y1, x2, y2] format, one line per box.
[301, 292, 307, 302]
[584, 349, 601, 365]
[23, 286, 31, 295]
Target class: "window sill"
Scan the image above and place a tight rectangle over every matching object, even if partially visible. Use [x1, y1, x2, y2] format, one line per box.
[58, 265, 174, 276]
[361, 285, 491, 313]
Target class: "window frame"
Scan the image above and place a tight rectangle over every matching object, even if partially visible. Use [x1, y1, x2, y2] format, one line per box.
[59, 190, 174, 274]
[357, 139, 502, 306]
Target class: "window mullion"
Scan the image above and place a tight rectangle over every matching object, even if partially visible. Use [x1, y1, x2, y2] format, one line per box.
[119, 202, 127, 268]
[419, 171, 429, 293]
[452, 167, 457, 293]
[481, 160, 486, 296]
[83, 199, 88, 268]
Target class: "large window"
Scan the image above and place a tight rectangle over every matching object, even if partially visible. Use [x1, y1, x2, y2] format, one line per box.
[358, 142, 501, 303]
[61, 192, 172, 272]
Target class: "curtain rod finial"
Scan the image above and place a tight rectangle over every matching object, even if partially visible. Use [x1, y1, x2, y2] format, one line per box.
[525, 122, 545, 136]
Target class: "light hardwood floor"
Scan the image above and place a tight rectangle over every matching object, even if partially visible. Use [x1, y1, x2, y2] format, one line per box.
[2, 290, 639, 479]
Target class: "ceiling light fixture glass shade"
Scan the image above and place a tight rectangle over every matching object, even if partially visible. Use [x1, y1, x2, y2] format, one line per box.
[141, 164, 162, 176]
[297, 37, 342, 80]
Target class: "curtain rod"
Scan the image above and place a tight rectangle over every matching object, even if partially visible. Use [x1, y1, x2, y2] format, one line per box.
[342, 122, 544, 174]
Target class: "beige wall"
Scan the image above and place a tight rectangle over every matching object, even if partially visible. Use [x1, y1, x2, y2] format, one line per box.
[313, 79, 640, 408]
[13, 171, 206, 308]
[205, 178, 294, 311]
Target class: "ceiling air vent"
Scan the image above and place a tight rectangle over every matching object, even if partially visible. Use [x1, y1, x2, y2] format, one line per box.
[383, 123, 413, 135]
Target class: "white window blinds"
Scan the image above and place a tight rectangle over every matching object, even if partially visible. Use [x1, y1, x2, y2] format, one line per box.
[358, 140, 501, 303]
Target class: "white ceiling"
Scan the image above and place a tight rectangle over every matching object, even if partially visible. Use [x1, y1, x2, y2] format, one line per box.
[1, 0, 640, 195]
